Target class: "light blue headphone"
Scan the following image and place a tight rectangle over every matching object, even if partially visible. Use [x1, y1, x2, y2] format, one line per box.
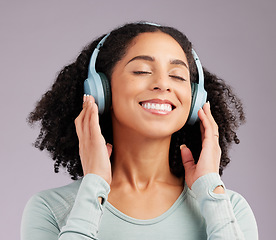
[84, 23, 207, 125]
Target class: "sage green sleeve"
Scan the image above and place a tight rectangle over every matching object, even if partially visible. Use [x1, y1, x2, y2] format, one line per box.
[191, 173, 258, 240]
[21, 192, 61, 240]
[59, 174, 110, 239]
[21, 174, 110, 240]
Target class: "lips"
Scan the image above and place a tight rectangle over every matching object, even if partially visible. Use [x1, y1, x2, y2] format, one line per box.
[139, 99, 175, 114]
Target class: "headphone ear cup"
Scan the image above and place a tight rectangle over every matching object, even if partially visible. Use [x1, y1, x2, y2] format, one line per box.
[83, 72, 105, 114]
[98, 72, 111, 114]
[187, 82, 207, 125]
[187, 82, 198, 125]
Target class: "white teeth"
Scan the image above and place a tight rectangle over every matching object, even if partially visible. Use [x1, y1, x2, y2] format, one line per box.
[141, 102, 172, 112]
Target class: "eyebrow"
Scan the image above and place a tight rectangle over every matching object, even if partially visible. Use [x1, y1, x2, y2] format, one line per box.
[126, 55, 188, 69]
[170, 59, 189, 69]
[127, 55, 154, 64]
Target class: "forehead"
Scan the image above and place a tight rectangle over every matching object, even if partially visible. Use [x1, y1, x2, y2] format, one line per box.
[124, 31, 187, 61]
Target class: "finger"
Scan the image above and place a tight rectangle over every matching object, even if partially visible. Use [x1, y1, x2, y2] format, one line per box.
[75, 115, 83, 137]
[82, 101, 93, 138]
[106, 143, 113, 158]
[87, 95, 102, 136]
[87, 94, 96, 104]
[201, 102, 220, 143]
[83, 94, 95, 109]
[199, 102, 219, 137]
[202, 102, 218, 133]
[77, 95, 99, 140]
[80, 95, 95, 140]
[76, 94, 90, 131]
[75, 104, 89, 136]
[180, 145, 195, 171]
[198, 107, 213, 139]
[82, 94, 88, 108]
[199, 120, 205, 143]
[81, 94, 95, 124]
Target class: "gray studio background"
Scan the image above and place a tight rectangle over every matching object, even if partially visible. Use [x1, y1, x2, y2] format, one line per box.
[1, 0, 275, 239]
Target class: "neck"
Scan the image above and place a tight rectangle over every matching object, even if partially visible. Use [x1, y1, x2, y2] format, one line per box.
[111, 123, 182, 191]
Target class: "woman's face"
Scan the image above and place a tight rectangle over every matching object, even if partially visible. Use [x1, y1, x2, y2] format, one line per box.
[111, 31, 192, 139]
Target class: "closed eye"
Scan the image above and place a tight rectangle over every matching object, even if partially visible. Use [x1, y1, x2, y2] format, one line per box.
[133, 71, 152, 75]
[169, 75, 186, 81]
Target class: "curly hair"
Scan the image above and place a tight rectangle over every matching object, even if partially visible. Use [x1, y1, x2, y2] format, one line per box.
[28, 22, 245, 180]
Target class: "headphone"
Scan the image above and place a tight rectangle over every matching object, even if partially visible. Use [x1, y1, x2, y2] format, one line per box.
[84, 23, 207, 125]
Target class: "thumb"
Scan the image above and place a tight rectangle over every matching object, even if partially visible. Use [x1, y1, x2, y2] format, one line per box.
[106, 143, 113, 158]
[180, 145, 195, 171]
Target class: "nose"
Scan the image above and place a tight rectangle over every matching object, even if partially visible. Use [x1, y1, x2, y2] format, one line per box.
[150, 73, 171, 92]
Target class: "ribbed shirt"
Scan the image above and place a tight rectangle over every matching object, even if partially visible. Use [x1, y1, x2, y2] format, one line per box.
[21, 173, 258, 239]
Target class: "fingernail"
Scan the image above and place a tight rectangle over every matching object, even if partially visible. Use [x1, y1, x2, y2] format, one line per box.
[106, 143, 113, 148]
[180, 144, 186, 150]
[88, 95, 93, 103]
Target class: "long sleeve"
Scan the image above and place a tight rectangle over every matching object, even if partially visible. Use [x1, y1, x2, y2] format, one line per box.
[191, 173, 258, 240]
[21, 174, 110, 240]
[21, 172, 258, 240]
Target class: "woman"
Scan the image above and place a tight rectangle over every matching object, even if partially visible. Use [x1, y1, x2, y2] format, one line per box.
[21, 22, 258, 239]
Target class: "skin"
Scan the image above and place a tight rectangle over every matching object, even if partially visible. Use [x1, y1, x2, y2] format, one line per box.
[75, 32, 223, 220]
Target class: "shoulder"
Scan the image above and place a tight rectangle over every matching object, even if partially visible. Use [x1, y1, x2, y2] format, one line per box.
[30, 179, 81, 207]
[225, 188, 258, 238]
[225, 188, 256, 220]
[186, 183, 258, 238]
[226, 188, 253, 213]
[23, 179, 82, 228]
[187, 173, 257, 228]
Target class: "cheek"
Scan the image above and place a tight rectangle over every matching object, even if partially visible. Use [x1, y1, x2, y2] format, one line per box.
[179, 84, 192, 107]
[110, 73, 146, 108]
[187, 92, 192, 111]
[110, 81, 138, 121]
[111, 83, 133, 107]
[177, 85, 192, 124]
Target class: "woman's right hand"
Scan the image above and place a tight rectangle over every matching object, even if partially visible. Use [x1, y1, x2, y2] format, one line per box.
[75, 95, 112, 185]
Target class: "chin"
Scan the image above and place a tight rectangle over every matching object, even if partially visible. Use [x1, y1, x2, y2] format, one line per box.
[140, 125, 183, 139]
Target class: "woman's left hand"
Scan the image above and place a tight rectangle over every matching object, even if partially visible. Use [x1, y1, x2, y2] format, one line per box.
[180, 102, 222, 190]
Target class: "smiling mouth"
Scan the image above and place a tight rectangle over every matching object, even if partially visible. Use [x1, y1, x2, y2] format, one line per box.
[139, 100, 176, 114]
